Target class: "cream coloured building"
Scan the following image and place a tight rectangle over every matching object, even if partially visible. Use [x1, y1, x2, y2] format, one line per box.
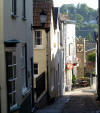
[33, 0, 59, 106]
[0, 0, 34, 112]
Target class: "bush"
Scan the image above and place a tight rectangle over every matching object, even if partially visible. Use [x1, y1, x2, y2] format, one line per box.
[88, 52, 96, 62]
[72, 75, 76, 84]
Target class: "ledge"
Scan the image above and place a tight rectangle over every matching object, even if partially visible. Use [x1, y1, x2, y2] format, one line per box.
[10, 105, 20, 113]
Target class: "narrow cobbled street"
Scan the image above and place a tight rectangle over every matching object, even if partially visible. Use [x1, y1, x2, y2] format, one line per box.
[35, 87, 100, 113]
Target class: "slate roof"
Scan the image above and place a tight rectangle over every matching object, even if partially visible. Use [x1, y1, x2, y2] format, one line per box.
[33, 0, 53, 29]
[85, 41, 96, 52]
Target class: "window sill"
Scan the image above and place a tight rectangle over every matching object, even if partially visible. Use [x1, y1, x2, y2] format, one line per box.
[10, 104, 20, 113]
[34, 74, 39, 78]
[34, 46, 44, 50]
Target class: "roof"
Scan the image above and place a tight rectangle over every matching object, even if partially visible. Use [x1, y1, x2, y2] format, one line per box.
[33, 0, 53, 29]
[59, 14, 70, 21]
[85, 41, 96, 52]
[59, 14, 76, 24]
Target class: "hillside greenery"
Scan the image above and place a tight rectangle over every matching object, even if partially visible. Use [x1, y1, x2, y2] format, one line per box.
[60, 4, 98, 41]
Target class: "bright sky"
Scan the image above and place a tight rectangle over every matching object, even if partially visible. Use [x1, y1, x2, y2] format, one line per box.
[53, 0, 98, 9]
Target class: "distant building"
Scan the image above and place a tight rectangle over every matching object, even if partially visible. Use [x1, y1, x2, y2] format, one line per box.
[85, 41, 96, 76]
[60, 14, 77, 92]
[76, 38, 86, 77]
[54, 7, 62, 96]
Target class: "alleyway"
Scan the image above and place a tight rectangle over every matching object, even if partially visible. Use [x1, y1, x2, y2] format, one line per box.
[35, 87, 100, 113]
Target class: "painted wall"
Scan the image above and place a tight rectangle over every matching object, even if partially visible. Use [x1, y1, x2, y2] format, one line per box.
[76, 38, 86, 77]
[63, 22, 76, 91]
[33, 29, 47, 102]
[3, 0, 33, 111]
[48, 9, 56, 97]
[54, 16, 62, 97]
[0, 0, 7, 113]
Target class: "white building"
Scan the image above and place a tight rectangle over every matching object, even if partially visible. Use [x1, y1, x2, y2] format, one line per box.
[53, 7, 62, 96]
[60, 19, 77, 92]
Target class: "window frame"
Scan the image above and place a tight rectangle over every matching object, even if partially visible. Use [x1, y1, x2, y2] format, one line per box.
[34, 31, 42, 48]
[22, 0, 26, 20]
[11, 0, 17, 17]
[6, 48, 17, 110]
[21, 44, 28, 95]
[34, 63, 38, 75]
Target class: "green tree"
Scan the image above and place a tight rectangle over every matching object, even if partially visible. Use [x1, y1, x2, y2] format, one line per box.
[88, 52, 96, 62]
[76, 14, 84, 24]
[86, 33, 93, 41]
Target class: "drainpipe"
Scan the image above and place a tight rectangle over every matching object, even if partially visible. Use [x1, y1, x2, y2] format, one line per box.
[0, 0, 8, 113]
[46, 29, 50, 101]
[97, 0, 100, 100]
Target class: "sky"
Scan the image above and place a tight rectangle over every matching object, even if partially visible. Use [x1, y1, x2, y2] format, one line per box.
[53, 0, 98, 9]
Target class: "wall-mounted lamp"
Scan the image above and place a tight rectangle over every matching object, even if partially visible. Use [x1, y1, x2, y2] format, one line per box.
[40, 10, 47, 26]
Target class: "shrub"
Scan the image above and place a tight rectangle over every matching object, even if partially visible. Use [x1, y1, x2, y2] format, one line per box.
[88, 52, 96, 62]
[72, 75, 76, 84]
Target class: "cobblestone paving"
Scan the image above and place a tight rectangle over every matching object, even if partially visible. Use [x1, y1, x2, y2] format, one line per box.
[35, 87, 100, 113]
[35, 96, 70, 113]
[63, 87, 100, 113]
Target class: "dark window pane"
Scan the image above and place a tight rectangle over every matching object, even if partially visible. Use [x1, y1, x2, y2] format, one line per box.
[9, 82, 12, 93]
[13, 55, 16, 64]
[7, 53, 12, 65]
[34, 64, 38, 68]
[14, 0, 16, 15]
[8, 66, 13, 79]
[37, 39, 40, 45]
[13, 93, 16, 105]
[9, 94, 12, 107]
[23, 0, 26, 18]
[34, 70, 38, 74]
[13, 65, 16, 77]
[12, 0, 16, 15]
[12, 81, 15, 91]
[37, 31, 40, 37]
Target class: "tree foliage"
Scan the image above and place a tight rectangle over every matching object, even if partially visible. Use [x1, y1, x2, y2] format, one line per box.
[60, 4, 98, 39]
[88, 52, 96, 62]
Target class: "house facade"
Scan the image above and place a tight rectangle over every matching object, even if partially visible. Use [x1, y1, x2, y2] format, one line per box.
[53, 7, 62, 97]
[0, 0, 34, 113]
[76, 38, 86, 77]
[33, 0, 57, 107]
[85, 41, 96, 76]
[60, 16, 77, 92]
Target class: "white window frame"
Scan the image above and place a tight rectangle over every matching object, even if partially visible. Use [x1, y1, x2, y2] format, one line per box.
[34, 31, 42, 48]
[6, 48, 17, 110]
[21, 44, 28, 95]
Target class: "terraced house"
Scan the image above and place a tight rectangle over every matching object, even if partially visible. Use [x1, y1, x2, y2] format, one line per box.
[0, 0, 34, 113]
[33, 0, 62, 107]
